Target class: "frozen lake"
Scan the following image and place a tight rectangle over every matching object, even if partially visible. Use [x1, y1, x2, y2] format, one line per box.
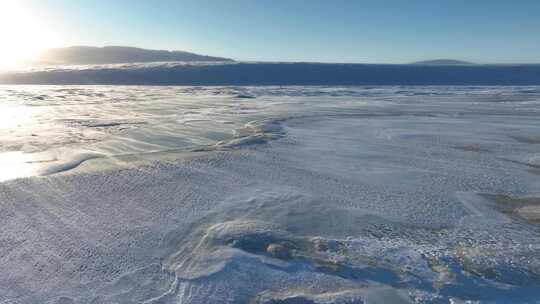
[1, 86, 540, 303]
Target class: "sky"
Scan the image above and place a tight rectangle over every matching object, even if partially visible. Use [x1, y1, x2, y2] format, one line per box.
[5, 0, 540, 64]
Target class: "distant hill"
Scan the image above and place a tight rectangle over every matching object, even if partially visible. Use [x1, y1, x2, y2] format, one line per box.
[412, 59, 473, 65]
[35, 46, 233, 65]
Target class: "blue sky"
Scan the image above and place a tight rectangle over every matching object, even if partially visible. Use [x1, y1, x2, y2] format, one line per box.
[25, 0, 540, 63]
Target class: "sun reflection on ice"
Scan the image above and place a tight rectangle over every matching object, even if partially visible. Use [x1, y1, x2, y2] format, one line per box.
[0, 151, 39, 182]
[0, 105, 46, 181]
[0, 105, 36, 129]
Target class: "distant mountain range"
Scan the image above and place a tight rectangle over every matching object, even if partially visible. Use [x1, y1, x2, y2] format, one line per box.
[412, 59, 473, 65]
[35, 47, 477, 66]
[4, 48, 539, 85]
[35, 46, 233, 65]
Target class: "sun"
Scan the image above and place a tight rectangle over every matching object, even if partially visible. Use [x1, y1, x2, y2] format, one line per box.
[0, 0, 60, 69]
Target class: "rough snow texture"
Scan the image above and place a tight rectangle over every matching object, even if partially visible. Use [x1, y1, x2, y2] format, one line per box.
[1, 86, 540, 303]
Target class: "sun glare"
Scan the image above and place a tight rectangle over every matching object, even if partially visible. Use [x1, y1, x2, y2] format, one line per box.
[0, 0, 60, 69]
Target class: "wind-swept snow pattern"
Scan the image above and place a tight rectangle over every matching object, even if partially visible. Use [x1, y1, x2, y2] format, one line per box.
[1, 86, 540, 303]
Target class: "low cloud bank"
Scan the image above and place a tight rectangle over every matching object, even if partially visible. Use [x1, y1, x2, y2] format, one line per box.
[2, 62, 540, 85]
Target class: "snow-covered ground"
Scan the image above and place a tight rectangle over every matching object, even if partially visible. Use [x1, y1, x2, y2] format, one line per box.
[1, 86, 540, 303]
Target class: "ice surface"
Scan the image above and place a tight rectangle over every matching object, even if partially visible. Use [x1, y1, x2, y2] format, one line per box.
[1, 86, 540, 303]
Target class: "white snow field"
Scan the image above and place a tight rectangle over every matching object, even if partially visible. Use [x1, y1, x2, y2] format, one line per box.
[1, 86, 540, 303]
